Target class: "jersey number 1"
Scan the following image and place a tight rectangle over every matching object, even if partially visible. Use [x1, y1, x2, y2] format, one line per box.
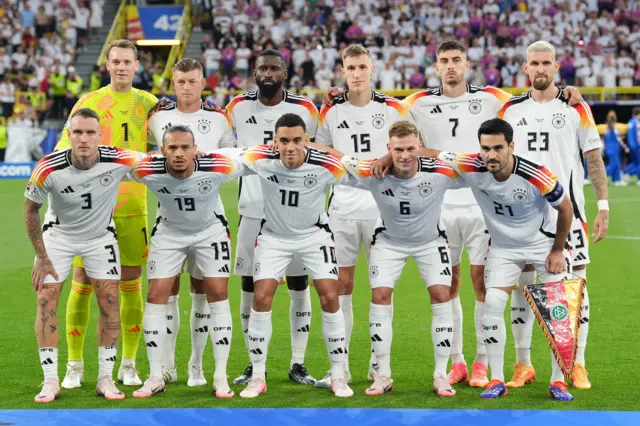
[122, 123, 129, 142]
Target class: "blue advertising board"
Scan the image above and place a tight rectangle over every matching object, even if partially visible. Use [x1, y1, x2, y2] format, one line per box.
[139, 6, 184, 39]
[0, 162, 36, 179]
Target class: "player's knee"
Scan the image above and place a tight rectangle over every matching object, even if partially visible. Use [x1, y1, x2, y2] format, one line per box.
[318, 288, 339, 311]
[371, 288, 392, 305]
[190, 276, 205, 294]
[241, 276, 254, 293]
[286, 275, 308, 291]
[252, 292, 273, 312]
[470, 268, 486, 301]
[73, 267, 90, 285]
[146, 282, 171, 304]
[171, 275, 181, 295]
[429, 285, 451, 304]
[121, 265, 142, 281]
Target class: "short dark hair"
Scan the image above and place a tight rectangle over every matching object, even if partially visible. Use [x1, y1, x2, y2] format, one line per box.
[162, 124, 195, 145]
[478, 118, 513, 143]
[275, 113, 306, 134]
[437, 40, 468, 57]
[257, 49, 285, 64]
[71, 108, 100, 123]
[632, 107, 640, 116]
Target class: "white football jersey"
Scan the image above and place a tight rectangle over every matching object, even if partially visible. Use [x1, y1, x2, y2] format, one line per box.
[316, 91, 408, 220]
[498, 91, 601, 218]
[403, 84, 512, 206]
[25, 147, 142, 242]
[227, 89, 319, 219]
[130, 153, 246, 234]
[147, 98, 235, 150]
[438, 152, 566, 251]
[238, 145, 348, 237]
[340, 156, 465, 246]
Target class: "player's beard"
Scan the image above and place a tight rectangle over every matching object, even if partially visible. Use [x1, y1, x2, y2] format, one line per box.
[256, 79, 282, 99]
[532, 75, 553, 91]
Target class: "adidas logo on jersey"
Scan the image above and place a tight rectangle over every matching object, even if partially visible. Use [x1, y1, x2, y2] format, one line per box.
[216, 337, 230, 345]
[430, 105, 443, 114]
[436, 339, 451, 348]
[517, 117, 528, 126]
[381, 189, 395, 197]
[106, 266, 119, 276]
[267, 175, 279, 183]
[60, 186, 74, 193]
[158, 187, 171, 194]
[297, 324, 310, 333]
[337, 120, 350, 129]
[246, 116, 258, 124]
[218, 264, 230, 273]
[440, 267, 451, 276]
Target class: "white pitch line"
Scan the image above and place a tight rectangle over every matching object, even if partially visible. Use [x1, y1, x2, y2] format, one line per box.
[585, 198, 640, 203]
[605, 235, 640, 241]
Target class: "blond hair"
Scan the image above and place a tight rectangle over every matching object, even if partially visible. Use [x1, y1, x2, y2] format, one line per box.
[173, 58, 203, 76]
[526, 40, 556, 61]
[389, 121, 419, 140]
[106, 39, 138, 61]
[341, 44, 371, 62]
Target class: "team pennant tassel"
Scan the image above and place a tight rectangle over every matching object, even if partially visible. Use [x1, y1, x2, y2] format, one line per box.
[524, 277, 586, 379]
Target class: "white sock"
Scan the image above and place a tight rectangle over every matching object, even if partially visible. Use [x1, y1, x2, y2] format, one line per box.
[450, 295, 465, 364]
[121, 357, 135, 368]
[240, 290, 254, 355]
[322, 310, 346, 381]
[432, 301, 454, 378]
[483, 289, 509, 382]
[189, 293, 209, 368]
[98, 345, 117, 378]
[209, 300, 232, 378]
[340, 294, 354, 372]
[247, 309, 271, 380]
[39, 347, 58, 380]
[143, 302, 167, 378]
[69, 360, 83, 368]
[369, 296, 391, 367]
[511, 271, 535, 366]
[165, 295, 179, 370]
[289, 287, 311, 367]
[369, 303, 392, 378]
[575, 269, 589, 366]
[550, 351, 565, 383]
[474, 301, 488, 365]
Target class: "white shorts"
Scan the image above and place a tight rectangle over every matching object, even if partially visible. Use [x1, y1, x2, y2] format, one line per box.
[147, 222, 231, 280]
[484, 246, 572, 289]
[40, 231, 121, 284]
[329, 216, 377, 267]
[368, 235, 452, 289]
[253, 230, 337, 282]
[442, 204, 489, 266]
[567, 217, 590, 266]
[234, 216, 306, 277]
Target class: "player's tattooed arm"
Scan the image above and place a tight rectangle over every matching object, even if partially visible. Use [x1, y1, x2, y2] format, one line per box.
[584, 148, 609, 243]
[25, 199, 58, 289]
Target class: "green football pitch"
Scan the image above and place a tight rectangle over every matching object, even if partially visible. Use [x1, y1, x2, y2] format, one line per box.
[1, 180, 639, 410]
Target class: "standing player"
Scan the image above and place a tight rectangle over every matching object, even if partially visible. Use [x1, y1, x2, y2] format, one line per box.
[25, 109, 142, 402]
[498, 41, 608, 389]
[237, 113, 352, 399]
[626, 107, 640, 181]
[313, 44, 407, 386]
[147, 58, 234, 387]
[226, 49, 319, 385]
[131, 125, 246, 399]
[57, 40, 158, 388]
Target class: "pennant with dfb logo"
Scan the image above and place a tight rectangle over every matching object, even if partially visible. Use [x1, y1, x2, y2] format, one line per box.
[524, 278, 586, 378]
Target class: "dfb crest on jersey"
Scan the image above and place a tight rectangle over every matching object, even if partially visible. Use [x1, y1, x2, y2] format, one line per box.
[369, 265, 379, 278]
[419, 182, 432, 197]
[372, 113, 385, 129]
[513, 188, 528, 203]
[198, 180, 213, 194]
[100, 173, 113, 186]
[148, 260, 156, 274]
[552, 113, 566, 129]
[254, 263, 261, 275]
[469, 100, 482, 114]
[484, 268, 491, 283]
[304, 174, 318, 188]
[198, 119, 211, 134]
[235, 257, 244, 270]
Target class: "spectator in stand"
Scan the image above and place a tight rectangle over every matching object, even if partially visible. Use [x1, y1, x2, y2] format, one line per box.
[64, 66, 82, 117]
[235, 40, 252, 77]
[0, 75, 15, 118]
[202, 40, 221, 77]
[48, 63, 66, 119]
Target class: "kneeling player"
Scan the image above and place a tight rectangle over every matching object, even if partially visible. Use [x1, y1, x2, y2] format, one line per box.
[25, 109, 144, 402]
[331, 121, 459, 396]
[237, 113, 353, 398]
[130, 126, 246, 398]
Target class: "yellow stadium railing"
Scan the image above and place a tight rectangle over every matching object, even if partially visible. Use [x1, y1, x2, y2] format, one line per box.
[160, 1, 192, 87]
[97, 0, 129, 66]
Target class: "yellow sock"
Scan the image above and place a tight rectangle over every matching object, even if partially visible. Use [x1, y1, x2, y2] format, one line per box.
[66, 280, 93, 361]
[119, 278, 144, 360]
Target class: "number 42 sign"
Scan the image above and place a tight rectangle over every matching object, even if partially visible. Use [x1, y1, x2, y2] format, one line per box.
[138, 6, 184, 39]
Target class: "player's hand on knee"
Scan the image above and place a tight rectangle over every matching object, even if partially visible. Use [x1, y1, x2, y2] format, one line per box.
[322, 87, 343, 106]
[592, 210, 609, 244]
[32, 257, 58, 292]
[562, 86, 583, 106]
[545, 250, 565, 274]
[371, 154, 393, 178]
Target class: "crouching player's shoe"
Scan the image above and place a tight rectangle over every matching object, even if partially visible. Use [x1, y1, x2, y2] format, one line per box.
[213, 376, 234, 398]
[288, 363, 316, 385]
[433, 374, 456, 397]
[469, 362, 489, 388]
[506, 363, 536, 388]
[96, 376, 125, 400]
[571, 364, 591, 389]
[132, 377, 165, 398]
[331, 378, 354, 398]
[61, 363, 84, 389]
[549, 381, 574, 401]
[240, 378, 267, 398]
[34, 378, 60, 403]
[480, 379, 508, 399]
[365, 373, 393, 396]
[447, 362, 469, 385]
[118, 364, 142, 386]
[233, 363, 253, 386]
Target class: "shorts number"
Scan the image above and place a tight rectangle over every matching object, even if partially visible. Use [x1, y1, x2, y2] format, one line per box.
[320, 246, 337, 264]
[280, 189, 299, 207]
[494, 201, 514, 216]
[175, 197, 195, 211]
[81, 193, 92, 209]
[104, 244, 117, 263]
[570, 229, 585, 249]
[351, 133, 371, 153]
[399, 201, 411, 215]
[449, 118, 459, 137]
[141, 227, 148, 245]
[211, 241, 230, 260]
[527, 132, 549, 151]
[438, 246, 449, 264]
[263, 130, 273, 144]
